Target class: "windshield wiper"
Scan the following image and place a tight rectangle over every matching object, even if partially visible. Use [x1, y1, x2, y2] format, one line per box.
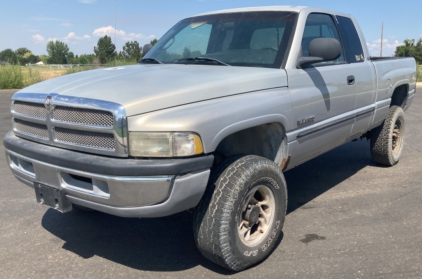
[173, 57, 230, 66]
[195, 57, 230, 66]
[140, 58, 162, 64]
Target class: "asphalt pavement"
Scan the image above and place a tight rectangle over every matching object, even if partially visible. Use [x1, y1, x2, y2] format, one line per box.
[0, 86, 421, 279]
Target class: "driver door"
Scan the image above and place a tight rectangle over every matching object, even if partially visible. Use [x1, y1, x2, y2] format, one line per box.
[287, 13, 356, 166]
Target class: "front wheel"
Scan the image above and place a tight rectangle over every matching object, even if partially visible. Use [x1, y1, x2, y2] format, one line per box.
[193, 155, 287, 271]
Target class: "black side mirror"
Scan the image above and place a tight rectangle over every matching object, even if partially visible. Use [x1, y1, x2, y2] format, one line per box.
[142, 44, 153, 57]
[297, 38, 342, 68]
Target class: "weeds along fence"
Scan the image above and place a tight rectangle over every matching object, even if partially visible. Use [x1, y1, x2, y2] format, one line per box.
[0, 65, 101, 89]
[0, 61, 138, 89]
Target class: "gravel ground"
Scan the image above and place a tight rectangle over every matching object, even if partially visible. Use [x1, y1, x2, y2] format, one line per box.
[0, 86, 421, 279]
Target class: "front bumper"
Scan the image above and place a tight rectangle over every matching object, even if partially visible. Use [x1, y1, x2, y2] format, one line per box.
[4, 131, 212, 218]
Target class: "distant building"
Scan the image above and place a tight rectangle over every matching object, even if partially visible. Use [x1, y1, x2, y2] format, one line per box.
[35, 61, 44, 66]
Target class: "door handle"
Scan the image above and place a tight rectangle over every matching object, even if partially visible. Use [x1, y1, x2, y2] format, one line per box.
[347, 75, 355, 85]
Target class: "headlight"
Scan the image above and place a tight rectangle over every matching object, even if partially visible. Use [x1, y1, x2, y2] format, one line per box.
[129, 132, 204, 157]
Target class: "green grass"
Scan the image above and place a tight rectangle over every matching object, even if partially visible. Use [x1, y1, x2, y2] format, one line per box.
[0, 65, 44, 89]
[417, 65, 422, 82]
[64, 60, 139, 75]
[0, 60, 141, 89]
[65, 65, 99, 75]
[105, 59, 139, 67]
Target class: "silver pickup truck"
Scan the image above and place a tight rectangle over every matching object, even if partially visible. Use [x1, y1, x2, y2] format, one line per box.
[4, 6, 417, 271]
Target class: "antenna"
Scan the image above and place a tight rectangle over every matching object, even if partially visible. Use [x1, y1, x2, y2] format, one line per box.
[380, 22, 383, 57]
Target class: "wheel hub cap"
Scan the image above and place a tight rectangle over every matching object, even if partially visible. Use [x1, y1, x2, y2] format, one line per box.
[237, 185, 275, 247]
[245, 206, 260, 224]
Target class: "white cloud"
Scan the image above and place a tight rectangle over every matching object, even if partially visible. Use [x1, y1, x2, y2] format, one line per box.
[366, 38, 403, 56]
[93, 26, 155, 41]
[374, 39, 388, 44]
[32, 34, 45, 44]
[78, 0, 96, 3]
[31, 34, 58, 44]
[64, 32, 91, 42]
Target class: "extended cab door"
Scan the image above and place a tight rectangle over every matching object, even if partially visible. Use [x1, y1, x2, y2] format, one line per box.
[286, 13, 356, 167]
[335, 16, 376, 136]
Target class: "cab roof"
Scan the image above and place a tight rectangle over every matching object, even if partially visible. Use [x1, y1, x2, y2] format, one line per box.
[194, 6, 351, 18]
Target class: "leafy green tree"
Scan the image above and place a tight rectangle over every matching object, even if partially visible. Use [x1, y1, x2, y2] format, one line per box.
[26, 54, 39, 64]
[39, 55, 48, 64]
[79, 56, 88, 65]
[0, 49, 18, 64]
[15, 47, 31, 57]
[94, 35, 116, 64]
[122, 41, 142, 62]
[395, 39, 422, 64]
[67, 52, 77, 64]
[17, 56, 28, 65]
[14, 48, 33, 65]
[150, 39, 158, 46]
[46, 41, 70, 64]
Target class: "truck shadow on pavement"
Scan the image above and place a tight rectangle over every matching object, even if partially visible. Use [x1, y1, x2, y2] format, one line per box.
[41, 140, 374, 274]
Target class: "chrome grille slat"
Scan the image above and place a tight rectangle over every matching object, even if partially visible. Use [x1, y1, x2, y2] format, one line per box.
[14, 101, 47, 119]
[14, 119, 49, 139]
[11, 94, 127, 157]
[53, 106, 114, 127]
[55, 127, 116, 150]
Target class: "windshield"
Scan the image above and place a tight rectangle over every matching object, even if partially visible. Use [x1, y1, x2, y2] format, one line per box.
[143, 12, 297, 68]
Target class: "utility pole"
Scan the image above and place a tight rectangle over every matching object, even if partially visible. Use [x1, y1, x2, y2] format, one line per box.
[114, 0, 117, 66]
[380, 22, 383, 57]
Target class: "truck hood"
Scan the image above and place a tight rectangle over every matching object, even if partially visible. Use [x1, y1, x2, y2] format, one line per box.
[18, 64, 288, 116]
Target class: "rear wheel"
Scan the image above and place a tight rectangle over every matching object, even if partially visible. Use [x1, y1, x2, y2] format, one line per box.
[193, 155, 287, 271]
[370, 106, 405, 166]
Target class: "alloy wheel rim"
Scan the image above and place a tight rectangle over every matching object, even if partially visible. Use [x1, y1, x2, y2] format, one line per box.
[237, 185, 275, 247]
[392, 119, 402, 153]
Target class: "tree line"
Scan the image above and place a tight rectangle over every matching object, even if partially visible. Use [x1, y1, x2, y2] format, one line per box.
[395, 38, 422, 64]
[0, 36, 158, 65]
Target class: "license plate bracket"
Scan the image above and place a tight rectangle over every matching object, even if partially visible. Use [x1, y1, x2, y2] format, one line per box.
[34, 183, 72, 213]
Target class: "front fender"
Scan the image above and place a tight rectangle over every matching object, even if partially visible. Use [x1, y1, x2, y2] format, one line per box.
[127, 87, 293, 153]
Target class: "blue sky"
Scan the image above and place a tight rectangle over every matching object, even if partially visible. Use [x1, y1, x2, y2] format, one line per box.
[1, 0, 421, 57]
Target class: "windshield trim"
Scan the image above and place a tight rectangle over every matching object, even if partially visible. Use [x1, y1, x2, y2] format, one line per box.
[145, 11, 299, 69]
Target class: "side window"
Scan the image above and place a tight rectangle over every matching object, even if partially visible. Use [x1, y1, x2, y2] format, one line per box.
[336, 16, 365, 63]
[301, 13, 345, 64]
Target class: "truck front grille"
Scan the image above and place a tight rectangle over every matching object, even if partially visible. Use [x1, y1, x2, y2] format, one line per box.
[11, 95, 128, 157]
[53, 106, 114, 127]
[14, 119, 49, 139]
[13, 101, 48, 119]
[55, 127, 116, 150]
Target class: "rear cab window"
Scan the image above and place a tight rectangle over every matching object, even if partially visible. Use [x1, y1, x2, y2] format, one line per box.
[335, 16, 365, 63]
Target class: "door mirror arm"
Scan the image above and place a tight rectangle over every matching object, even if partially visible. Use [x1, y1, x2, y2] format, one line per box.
[296, 57, 324, 68]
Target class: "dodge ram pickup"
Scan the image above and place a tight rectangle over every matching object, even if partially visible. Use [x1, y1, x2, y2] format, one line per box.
[4, 6, 417, 271]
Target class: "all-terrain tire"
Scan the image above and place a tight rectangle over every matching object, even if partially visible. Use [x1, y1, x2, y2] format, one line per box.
[370, 105, 405, 166]
[193, 155, 287, 271]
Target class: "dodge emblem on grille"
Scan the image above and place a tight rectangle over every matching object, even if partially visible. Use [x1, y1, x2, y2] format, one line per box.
[44, 96, 53, 111]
